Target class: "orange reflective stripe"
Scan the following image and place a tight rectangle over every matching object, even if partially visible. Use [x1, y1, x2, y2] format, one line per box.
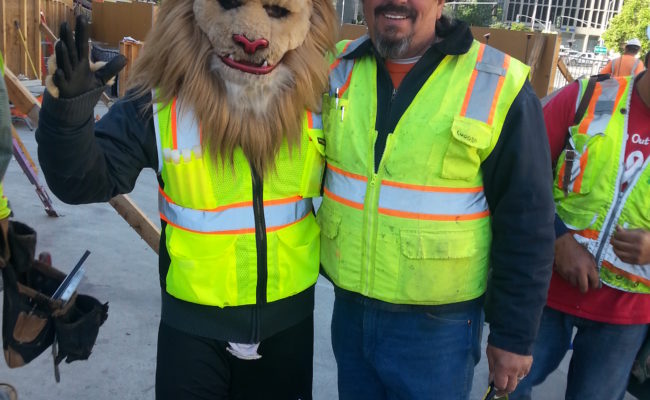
[159, 186, 302, 212]
[578, 84, 602, 133]
[461, 69, 479, 117]
[329, 41, 354, 71]
[324, 187, 364, 210]
[460, 45, 484, 117]
[572, 148, 588, 193]
[487, 55, 510, 126]
[327, 164, 368, 182]
[602, 261, 650, 287]
[339, 68, 354, 97]
[377, 208, 490, 221]
[573, 228, 599, 240]
[381, 179, 483, 193]
[307, 112, 314, 129]
[613, 77, 627, 110]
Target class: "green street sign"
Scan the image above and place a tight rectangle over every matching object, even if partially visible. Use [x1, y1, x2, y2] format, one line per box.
[594, 45, 607, 54]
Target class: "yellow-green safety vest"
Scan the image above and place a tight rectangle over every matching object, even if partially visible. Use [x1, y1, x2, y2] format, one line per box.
[318, 37, 530, 305]
[154, 95, 325, 307]
[554, 76, 650, 293]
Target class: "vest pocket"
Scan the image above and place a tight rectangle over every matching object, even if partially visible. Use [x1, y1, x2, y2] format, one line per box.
[441, 116, 493, 181]
[318, 211, 342, 282]
[162, 152, 217, 209]
[398, 229, 478, 303]
[268, 217, 320, 302]
[299, 138, 326, 198]
[555, 132, 608, 196]
[322, 96, 348, 164]
[165, 229, 243, 307]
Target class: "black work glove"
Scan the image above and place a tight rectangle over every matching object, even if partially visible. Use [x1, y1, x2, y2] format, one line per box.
[53, 15, 126, 99]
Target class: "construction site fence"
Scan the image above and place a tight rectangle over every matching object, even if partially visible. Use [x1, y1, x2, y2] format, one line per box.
[552, 55, 610, 91]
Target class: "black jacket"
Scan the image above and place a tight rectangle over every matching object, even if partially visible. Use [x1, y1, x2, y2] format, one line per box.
[333, 19, 555, 356]
[36, 88, 314, 343]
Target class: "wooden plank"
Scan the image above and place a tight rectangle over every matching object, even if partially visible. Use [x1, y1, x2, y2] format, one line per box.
[4, 66, 40, 124]
[118, 40, 142, 97]
[40, 17, 57, 43]
[108, 194, 160, 254]
[528, 34, 546, 82]
[27, 0, 40, 79]
[557, 57, 574, 83]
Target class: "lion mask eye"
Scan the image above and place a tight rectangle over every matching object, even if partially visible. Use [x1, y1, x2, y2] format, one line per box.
[217, 0, 242, 10]
[264, 4, 290, 18]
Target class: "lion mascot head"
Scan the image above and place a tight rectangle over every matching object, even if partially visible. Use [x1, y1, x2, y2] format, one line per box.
[128, 0, 337, 176]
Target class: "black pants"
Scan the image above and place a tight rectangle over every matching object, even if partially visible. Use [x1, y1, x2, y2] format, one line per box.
[155, 315, 314, 400]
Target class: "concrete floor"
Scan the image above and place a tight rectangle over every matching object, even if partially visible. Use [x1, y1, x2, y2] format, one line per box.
[0, 113, 636, 399]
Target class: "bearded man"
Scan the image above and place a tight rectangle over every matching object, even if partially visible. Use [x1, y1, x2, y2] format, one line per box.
[36, 0, 336, 398]
[317, 0, 555, 398]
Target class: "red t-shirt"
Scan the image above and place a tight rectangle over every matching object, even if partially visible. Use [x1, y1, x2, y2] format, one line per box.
[385, 60, 417, 89]
[544, 77, 650, 324]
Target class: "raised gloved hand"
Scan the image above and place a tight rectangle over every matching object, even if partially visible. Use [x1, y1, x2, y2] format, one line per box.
[50, 15, 126, 99]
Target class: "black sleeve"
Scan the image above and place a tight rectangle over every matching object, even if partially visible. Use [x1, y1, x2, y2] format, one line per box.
[481, 81, 555, 356]
[36, 88, 158, 204]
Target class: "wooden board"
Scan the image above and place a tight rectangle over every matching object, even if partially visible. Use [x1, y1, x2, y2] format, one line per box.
[91, 1, 157, 46]
[109, 194, 160, 254]
[3, 65, 39, 124]
[118, 39, 142, 97]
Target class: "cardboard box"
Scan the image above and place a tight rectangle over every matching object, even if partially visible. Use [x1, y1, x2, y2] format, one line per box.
[91, 1, 157, 46]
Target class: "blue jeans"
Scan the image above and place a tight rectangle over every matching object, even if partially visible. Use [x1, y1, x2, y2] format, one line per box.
[331, 293, 483, 400]
[510, 307, 648, 400]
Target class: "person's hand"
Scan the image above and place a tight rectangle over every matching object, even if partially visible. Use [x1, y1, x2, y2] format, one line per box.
[486, 344, 532, 397]
[554, 232, 600, 293]
[52, 15, 126, 98]
[611, 225, 650, 265]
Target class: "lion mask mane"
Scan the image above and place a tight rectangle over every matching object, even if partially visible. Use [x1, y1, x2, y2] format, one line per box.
[129, 0, 337, 176]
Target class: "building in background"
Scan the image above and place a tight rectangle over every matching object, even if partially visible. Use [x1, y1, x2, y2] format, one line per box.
[500, 0, 623, 52]
[335, 0, 362, 25]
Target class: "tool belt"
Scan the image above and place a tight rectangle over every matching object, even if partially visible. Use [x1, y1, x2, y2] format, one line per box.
[0, 220, 108, 380]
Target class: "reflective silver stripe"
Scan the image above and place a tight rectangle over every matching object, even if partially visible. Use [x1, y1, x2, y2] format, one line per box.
[324, 167, 366, 205]
[378, 184, 488, 216]
[325, 167, 488, 218]
[309, 112, 323, 130]
[175, 100, 201, 150]
[585, 78, 620, 136]
[601, 243, 650, 281]
[632, 59, 640, 76]
[328, 36, 367, 94]
[159, 194, 312, 233]
[463, 45, 506, 123]
[339, 35, 368, 58]
[152, 90, 163, 174]
[329, 58, 355, 95]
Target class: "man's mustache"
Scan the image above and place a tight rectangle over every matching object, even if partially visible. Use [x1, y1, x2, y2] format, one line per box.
[374, 4, 417, 20]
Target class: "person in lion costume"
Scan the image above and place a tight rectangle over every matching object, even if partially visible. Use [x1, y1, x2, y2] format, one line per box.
[36, 0, 336, 398]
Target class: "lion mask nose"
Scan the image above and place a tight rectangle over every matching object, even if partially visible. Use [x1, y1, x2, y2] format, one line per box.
[233, 34, 269, 54]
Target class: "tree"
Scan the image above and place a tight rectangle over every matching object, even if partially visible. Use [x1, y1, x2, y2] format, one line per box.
[510, 22, 532, 31]
[602, 0, 650, 54]
[445, 2, 501, 27]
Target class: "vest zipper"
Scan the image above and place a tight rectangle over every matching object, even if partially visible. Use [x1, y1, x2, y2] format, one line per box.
[363, 136, 395, 295]
[251, 169, 267, 307]
[363, 173, 378, 295]
[594, 127, 631, 267]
